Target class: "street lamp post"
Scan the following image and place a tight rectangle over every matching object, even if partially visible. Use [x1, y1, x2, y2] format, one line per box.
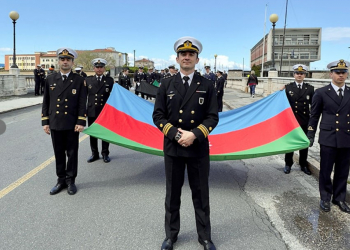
[214, 54, 217, 73]
[269, 14, 278, 71]
[9, 11, 19, 69]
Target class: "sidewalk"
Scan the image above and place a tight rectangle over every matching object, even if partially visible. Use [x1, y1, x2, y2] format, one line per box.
[0, 90, 43, 114]
[0, 87, 348, 201]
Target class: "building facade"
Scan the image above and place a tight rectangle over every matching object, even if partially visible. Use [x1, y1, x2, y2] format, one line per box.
[251, 28, 322, 76]
[4, 47, 126, 71]
[5, 53, 41, 71]
[135, 58, 154, 69]
[40, 51, 58, 69]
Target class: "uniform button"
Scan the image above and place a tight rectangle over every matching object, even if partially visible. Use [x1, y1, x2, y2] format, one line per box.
[348, 114, 349, 117]
[95, 94, 98, 96]
[295, 101, 298, 104]
[57, 99, 60, 101]
[57, 104, 59, 107]
[95, 98, 97, 100]
[348, 122, 350, 124]
[56, 111, 59, 114]
[191, 111, 195, 114]
[179, 119, 182, 123]
[304, 112, 306, 114]
[101, 99, 103, 101]
[64, 112, 67, 115]
[101, 104, 103, 106]
[65, 99, 68, 102]
[336, 128, 339, 131]
[336, 114, 339, 116]
[304, 102, 306, 104]
[209, 127, 212, 131]
[191, 120, 194, 123]
[160, 124, 163, 127]
[295, 111, 298, 113]
[65, 106, 68, 108]
[95, 103, 97, 105]
[336, 121, 339, 124]
[101, 94, 104, 97]
[295, 106, 298, 108]
[179, 110, 183, 114]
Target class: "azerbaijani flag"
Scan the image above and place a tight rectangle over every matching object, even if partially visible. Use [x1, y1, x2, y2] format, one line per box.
[84, 84, 309, 161]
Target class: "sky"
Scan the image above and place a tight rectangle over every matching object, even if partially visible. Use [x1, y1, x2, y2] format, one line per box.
[1, 0, 350, 71]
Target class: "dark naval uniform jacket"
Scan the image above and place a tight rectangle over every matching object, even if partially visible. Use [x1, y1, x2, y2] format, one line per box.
[153, 73, 219, 158]
[41, 72, 87, 130]
[86, 75, 114, 118]
[203, 72, 216, 82]
[216, 76, 225, 95]
[286, 82, 314, 127]
[308, 84, 350, 148]
[118, 74, 131, 90]
[146, 72, 156, 84]
[134, 72, 146, 83]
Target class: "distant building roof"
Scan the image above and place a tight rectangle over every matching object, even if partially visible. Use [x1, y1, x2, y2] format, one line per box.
[135, 58, 154, 63]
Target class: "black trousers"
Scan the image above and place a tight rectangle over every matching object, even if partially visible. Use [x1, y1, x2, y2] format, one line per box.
[88, 116, 109, 156]
[217, 94, 223, 112]
[34, 78, 41, 95]
[285, 125, 308, 167]
[50, 129, 79, 184]
[319, 145, 350, 202]
[40, 78, 45, 94]
[164, 154, 211, 242]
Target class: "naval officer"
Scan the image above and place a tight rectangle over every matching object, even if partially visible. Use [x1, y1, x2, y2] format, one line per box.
[42, 47, 87, 195]
[308, 59, 350, 213]
[153, 36, 218, 250]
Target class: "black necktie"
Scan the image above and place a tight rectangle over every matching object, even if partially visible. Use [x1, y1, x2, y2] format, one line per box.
[298, 84, 301, 89]
[339, 88, 343, 101]
[97, 76, 101, 84]
[183, 76, 189, 91]
[62, 75, 67, 82]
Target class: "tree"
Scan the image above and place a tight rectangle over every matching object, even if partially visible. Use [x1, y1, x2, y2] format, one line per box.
[74, 51, 117, 70]
[251, 64, 261, 77]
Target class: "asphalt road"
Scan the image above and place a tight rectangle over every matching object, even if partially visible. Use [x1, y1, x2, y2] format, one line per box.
[1, 104, 350, 250]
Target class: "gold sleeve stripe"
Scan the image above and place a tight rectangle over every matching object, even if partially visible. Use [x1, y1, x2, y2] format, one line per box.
[162, 123, 173, 136]
[197, 126, 207, 137]
[41, 117, 49, 121]
[78, 116, 87, 120]
[197, 124, 209, 138]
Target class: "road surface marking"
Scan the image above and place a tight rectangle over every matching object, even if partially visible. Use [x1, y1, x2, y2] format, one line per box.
[0, 134, 88, 199]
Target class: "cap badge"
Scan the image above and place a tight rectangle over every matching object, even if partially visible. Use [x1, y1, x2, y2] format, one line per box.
[337, 59, 346, 68]
[297, 66, 303, 71]
[62, 49, 69, 56]
[97, 60, 101, 64]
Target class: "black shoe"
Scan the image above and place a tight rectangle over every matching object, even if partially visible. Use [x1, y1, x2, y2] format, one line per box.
[161, 238, 176, 250]
[332, 200, 350, 213]
[102, 155, 111, 163]
[50, 183, 67, 195]
[320, 200, 331, 212]
[198, 238, 216, 250]
[284, 165, 291, 174]
[67, 183, 77, 195]
[301, 166, 311, 175]
[87, 155, 99, 163]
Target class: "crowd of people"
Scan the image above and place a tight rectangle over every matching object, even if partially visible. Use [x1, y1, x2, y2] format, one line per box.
[39, 40, 350, 250]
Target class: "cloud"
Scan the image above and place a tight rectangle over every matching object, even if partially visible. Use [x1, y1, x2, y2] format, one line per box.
[0, 48, 12, 52]
[322, 27, 350, 41]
